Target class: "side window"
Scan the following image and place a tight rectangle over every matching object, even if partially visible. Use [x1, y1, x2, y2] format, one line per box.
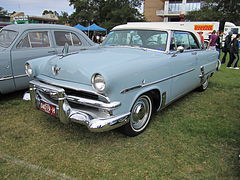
[16, 34, 30, 48]
[188, 33, 200, 49]
[71, 33, 82, 46]
[17, 31, 50, 49]
[55, 31, 72, 46]
[174, 32, 190, 50]
[54, 31, 82, 46]
[29, 31, 50, 48]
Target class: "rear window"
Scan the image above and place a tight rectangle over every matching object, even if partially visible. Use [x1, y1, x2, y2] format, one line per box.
[16, 31, 50, 49]
[0, 30, 18, 48]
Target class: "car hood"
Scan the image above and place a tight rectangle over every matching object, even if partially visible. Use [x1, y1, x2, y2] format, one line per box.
[40, 46, 165, 85]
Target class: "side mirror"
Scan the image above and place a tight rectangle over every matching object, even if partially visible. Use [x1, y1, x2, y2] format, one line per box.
[62, 43, 69, 55]
[177, 46, 184, 53]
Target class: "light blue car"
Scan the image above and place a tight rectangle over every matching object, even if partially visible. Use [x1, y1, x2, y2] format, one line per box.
[25, 23, 219, 136]
[0, 24, 94, 94]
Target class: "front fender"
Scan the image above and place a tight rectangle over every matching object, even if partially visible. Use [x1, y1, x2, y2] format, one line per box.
[26, 55, 56, 77]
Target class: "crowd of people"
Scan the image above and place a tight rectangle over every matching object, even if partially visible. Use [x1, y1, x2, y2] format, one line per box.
[206, 30, 240, 69]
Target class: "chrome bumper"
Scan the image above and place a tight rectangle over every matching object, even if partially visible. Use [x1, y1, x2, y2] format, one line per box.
[28, 80, 130, 132]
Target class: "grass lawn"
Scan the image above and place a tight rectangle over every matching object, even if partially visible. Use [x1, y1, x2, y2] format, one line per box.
[0, 64, 239, 179]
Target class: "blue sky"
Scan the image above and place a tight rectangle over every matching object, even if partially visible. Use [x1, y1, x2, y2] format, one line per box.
[0, 0, 75, 16]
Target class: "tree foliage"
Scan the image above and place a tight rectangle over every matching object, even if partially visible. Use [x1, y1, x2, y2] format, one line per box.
[42, 10, 59, 16]
[69, 0, 144, 29]
[186, 0, 240, 25]
[0, 7, 8, 16]
[58, 12, 69, 25]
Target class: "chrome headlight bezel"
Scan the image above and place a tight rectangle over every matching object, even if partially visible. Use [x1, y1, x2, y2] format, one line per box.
[25, 63, 33, 77]
[91, 73, 106, 93]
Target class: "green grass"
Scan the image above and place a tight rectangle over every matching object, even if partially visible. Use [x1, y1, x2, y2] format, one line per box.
[0, 63, 239, 179]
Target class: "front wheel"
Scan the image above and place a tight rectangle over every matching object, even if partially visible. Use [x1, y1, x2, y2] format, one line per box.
[120, 94, 153, 137]
[197, 77, 209, 92]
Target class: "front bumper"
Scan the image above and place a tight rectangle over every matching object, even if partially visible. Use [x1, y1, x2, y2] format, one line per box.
[29, 80, 130, 132]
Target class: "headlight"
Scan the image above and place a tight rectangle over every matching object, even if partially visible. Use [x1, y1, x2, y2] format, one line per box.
[91, 73, 106, 92]
[25, 63, 33, 77]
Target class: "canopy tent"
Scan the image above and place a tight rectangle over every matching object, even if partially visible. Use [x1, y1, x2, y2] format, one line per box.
[74, 24, 88, 31]
[86, 23, 107, 31]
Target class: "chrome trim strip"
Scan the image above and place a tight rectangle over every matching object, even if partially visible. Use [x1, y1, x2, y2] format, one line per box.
[0, 74, 28, 81]
[14, 74, 28, 78]
[121, 68, 195, 94]
[102, 45, 167, 53]
[0, 76, 13, 81]
[38, 78, 110, 103]
[67, 95, 121, 110]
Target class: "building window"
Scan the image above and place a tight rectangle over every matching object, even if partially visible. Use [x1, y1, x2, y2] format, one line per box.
[169, 0, 182, 12]
[186, 0, 201, 11]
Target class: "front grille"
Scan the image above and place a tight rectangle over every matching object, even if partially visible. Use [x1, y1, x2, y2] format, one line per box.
[39, 80, 100, 101]
[64, 88, 99, 101]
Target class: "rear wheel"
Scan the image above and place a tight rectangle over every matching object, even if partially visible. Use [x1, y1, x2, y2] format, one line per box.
[120, 94, 153, 137]
[197, 77, 209, 92]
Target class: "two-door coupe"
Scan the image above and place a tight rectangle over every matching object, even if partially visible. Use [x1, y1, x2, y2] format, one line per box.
[25, 22, 219, 136]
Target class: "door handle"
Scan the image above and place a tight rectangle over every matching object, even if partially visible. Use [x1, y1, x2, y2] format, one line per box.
[192, 52, 197, 55]
[48, 50, 57, 53]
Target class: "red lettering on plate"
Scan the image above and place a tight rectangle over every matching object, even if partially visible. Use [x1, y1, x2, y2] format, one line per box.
[40, 101, 57, 116]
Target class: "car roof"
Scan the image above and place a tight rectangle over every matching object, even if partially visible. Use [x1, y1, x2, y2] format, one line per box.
[113, 22, 196, 32]
[2, 23, 80, 32]
[1, 23, 95, 47]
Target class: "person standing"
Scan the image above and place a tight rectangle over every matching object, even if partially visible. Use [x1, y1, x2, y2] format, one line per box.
[208, 30, 218, 50]
[221, 32, 233, 64]
[227, 34, 240, 69]
[198, 31, 205, 47]
[216, 31, 224, 59]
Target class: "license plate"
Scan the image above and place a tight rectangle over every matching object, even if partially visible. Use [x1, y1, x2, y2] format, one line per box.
[40, 101, 57, 116]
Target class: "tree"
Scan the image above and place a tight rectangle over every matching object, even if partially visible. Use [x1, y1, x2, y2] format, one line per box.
[0, 7, 8, 16]
[58, 12, 69, 25]
[186, 0, 240, 26]
[42, 10, 59, 16]
[69, 0, 144, 29]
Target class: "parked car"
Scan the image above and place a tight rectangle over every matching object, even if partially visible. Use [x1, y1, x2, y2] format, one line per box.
[0, 24, 95, 94]
[25, 22, 219, 136]
[0, 22, 11, 29]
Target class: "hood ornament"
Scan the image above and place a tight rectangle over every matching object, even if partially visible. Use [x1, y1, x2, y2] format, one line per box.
[52, 65, 61, 75]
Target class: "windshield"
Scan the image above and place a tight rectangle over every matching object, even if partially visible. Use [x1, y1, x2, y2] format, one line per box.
[0, 30, 18, 48]
[102, 30, 168, 51]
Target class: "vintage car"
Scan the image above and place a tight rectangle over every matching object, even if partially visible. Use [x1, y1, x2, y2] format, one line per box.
[0, 22, 10, 29]
[0, 24, 94, 94]
[25, 22, 219, 136]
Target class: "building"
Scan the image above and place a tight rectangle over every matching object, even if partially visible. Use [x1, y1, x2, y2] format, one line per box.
[0, 15, 10, 22]
[10, 12, 58, 24]
[144, 0, 202, 22]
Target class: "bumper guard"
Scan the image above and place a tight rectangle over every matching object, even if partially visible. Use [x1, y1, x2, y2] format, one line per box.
[28, 80, 130, 132]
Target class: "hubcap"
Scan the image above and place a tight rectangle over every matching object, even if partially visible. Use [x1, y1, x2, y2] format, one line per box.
[202, 78, 208, 89]
[130, 95, 152, 131]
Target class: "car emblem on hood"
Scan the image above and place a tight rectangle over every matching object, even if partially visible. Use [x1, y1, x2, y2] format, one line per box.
[52, 65, 61, 75]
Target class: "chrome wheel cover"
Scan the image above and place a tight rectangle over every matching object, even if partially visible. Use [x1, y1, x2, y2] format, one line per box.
[130, 95, 152, 132]
[202, 78, 209, 90]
